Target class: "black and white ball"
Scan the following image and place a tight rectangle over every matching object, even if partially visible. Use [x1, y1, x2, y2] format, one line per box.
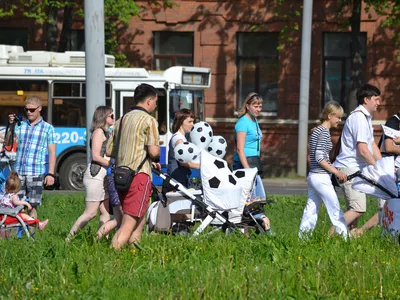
[174, 142, 200, 163]
[190, 121, 213, 150]
[207, 135, 227, 158]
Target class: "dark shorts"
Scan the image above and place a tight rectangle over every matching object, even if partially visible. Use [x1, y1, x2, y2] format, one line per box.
[17, 175, 44, 206]
[233, 156, 263, 175]
[119, 173, 151, 218]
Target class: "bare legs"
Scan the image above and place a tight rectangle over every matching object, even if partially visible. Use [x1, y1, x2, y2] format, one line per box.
[29, 207, 38, 219]
[66, 199, 110, 241]
[111, 214, 145, 250]
[97, 205, 123, 240]
[343, 210, 363, 230]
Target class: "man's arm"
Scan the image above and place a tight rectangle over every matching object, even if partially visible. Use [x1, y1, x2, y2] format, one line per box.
[357, 142, 376, 165]
[372, 140, 382, 160]
[44, 143, 56, 186]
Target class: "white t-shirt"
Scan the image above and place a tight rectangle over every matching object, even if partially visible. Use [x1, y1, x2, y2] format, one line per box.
[167, 132, 188, 174]
[334, 105, 374, 170]
[170, 132, 186, 150]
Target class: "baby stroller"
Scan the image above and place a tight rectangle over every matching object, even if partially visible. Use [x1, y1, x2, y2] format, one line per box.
[147, 151, 272, 236]
[350, 156, 400, 242]
[0, 205, 35, 240]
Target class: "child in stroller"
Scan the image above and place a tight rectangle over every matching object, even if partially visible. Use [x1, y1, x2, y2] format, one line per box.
[0, 171, 48, 231]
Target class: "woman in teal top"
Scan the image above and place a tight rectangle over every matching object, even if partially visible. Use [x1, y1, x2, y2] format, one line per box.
[233, 92, 263, 174]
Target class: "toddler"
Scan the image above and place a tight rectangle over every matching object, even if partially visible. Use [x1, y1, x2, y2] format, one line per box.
[0, 171, 48, 230]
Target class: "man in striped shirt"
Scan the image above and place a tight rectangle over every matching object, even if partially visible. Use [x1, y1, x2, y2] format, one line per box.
[107, 83, 161, 249]
[9, 96, 56, 219]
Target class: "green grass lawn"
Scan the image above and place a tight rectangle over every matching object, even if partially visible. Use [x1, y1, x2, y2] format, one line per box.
[1, 192, 400, 299]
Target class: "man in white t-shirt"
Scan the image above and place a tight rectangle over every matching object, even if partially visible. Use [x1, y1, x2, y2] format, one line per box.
[333, 84, 382, 236]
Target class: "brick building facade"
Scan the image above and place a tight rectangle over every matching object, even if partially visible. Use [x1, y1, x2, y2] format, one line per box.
[0, 0, 399, 176]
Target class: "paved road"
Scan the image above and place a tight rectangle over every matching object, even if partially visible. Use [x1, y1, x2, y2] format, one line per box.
[262, 178, 308, 196]
[50, 178, 310, 196]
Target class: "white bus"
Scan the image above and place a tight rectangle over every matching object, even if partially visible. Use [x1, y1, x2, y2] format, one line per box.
[0, 45, 211, 190]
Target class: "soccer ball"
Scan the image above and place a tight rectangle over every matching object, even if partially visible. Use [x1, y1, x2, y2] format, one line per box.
[207, 135, 227, 158]
[174, 142, 200, 163]
[200, 151, 243, 215]
[190, 121, 213, 150]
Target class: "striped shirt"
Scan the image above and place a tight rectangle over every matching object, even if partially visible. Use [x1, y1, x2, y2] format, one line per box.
[309, 125, 332, 174]
[14, 118, 56, 176]
[107, 107, 159, 178]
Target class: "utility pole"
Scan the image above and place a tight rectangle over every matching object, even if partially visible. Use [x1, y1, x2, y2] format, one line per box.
[84, 0, 105, 162]
[297, 0, 313, 176]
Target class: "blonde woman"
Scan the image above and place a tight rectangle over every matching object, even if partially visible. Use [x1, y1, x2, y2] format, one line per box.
[299, 101, 349, 238]
[66, 106, 114, 242]
[233, 93, 263, 173]
[233, 93, 272, 232]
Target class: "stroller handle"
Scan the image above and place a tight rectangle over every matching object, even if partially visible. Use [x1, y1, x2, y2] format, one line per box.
[347, 170, 398, 199]
[152, 168, 162, 177]
[347, 171, 361, 181]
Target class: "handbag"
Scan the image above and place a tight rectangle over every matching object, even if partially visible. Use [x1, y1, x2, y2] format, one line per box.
[112, 113, 148, 192]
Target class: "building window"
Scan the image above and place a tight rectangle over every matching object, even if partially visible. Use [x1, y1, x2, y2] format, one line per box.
[71, 30, 85, 51]
[153, 32, 193, 70]
[237, 32, 279, 113]
[323, 32, 367, 111]
[0, 28, 28, 50]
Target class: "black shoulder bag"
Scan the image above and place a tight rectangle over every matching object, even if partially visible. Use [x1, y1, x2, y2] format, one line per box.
[113, 114, 148, 192]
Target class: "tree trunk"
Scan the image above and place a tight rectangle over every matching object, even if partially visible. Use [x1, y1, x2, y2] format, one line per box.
[348, 0, 363, 112]
[46, 6, 58, 51]
[58, 1, 75, 52]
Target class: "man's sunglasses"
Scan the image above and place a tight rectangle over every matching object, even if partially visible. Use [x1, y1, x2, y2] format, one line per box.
[24, 106, 40, 113]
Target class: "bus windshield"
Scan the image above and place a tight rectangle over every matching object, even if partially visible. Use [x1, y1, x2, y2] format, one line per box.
[169, 89, 204, 129]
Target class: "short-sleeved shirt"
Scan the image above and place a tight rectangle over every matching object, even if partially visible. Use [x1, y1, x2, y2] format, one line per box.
[107, 107, 159, 178]
[14, 119, 56, 176]
[381, 114, 400, 167]
[334, 105, 373, 170]
[167, 132, 186, 174]
[0, 193, 15, 208]
[309, 125, 332, 174]
[233, 115, 262, 161]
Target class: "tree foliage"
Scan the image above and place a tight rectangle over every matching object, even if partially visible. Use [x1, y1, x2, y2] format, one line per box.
[365, 0, 400, 51]
[0, 0, 176, 66]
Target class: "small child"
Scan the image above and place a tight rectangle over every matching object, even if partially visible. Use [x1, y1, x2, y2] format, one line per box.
[245, 196, 271, 232]
[0, 171, 48, 230]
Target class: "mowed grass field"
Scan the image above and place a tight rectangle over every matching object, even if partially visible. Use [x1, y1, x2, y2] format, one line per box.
[1, 192, 400, 299]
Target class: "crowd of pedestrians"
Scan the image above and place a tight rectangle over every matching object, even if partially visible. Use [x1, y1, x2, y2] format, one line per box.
[300, 83, 387, 239]
[0, 82, 396, 246]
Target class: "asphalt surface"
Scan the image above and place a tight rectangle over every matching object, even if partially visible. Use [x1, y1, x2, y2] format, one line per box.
[49, 178, 310, 196]
[262, 178, 308, 196]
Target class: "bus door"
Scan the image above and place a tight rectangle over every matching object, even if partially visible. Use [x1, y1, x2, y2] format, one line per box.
[115, 89, 168, 167]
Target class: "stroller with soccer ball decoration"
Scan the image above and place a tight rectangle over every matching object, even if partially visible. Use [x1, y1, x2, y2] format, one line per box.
[147, 151, 272, 236]
[350, 156, 400, 242]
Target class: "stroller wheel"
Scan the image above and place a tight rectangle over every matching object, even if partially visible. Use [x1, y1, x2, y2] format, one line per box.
[171, 223, 191, 236]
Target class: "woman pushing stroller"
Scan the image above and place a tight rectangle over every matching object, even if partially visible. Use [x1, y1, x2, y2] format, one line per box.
[163, 109, 200, 194]
[233, 93, 272, 232]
